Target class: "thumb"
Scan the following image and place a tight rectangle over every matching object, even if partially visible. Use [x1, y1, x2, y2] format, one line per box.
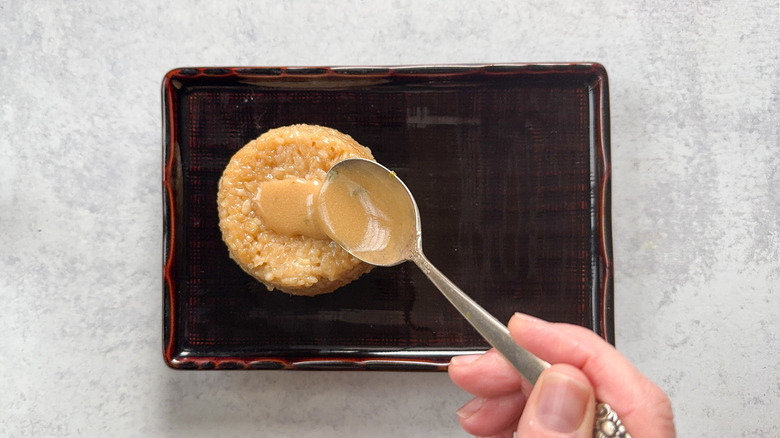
[516, 364, 596, 437]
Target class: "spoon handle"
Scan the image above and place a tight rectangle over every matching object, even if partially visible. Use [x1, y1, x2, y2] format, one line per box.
[409, 250, 549, 383]
[410, 250, 632, 438]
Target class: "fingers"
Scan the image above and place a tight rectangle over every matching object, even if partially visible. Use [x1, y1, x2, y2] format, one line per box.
[448, 313, 675, 438]
[452, 364, 597, 438]
[515, 364, 596, 437]
[448, 349, 533, 398]
[508, 313, 676, 437]
[455, 391, 527, 437]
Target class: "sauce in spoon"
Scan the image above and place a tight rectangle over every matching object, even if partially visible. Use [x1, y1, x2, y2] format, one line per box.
[315, 160, 418, 266]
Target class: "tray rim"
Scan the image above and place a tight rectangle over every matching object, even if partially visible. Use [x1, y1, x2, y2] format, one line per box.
[161, 62, 613, 371]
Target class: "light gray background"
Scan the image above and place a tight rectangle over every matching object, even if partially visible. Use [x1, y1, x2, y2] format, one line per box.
[1, 1, 778, 437]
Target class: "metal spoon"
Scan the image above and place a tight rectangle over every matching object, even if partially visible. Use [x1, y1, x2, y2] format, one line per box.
[317, 158, 630, 438]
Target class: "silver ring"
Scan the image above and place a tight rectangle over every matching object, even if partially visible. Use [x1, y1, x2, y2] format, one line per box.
[594, 403, 631, 438]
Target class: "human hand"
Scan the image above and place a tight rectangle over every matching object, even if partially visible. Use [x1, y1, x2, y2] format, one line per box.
[448, 313, 676, 437]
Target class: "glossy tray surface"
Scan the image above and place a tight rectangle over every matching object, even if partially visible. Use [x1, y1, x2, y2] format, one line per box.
[162, 63, 612, 370]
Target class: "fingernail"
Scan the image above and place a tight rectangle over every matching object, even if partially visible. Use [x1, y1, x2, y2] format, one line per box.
[536, 372, 590, 433]
[450, 354, 481, 367]
[456, 397, 484, 419]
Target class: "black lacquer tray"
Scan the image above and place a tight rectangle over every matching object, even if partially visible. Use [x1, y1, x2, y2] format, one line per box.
[162, 63, 612, 370]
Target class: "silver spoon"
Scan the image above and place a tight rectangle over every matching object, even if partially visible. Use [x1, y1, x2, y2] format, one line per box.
[317, 158, 630, 438]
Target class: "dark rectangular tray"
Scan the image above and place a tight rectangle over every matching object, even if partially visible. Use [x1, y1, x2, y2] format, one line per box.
[162, 63, 612, 370]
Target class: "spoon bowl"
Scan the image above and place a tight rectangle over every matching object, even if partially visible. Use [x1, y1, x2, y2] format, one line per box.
[316, 158, 420, 267]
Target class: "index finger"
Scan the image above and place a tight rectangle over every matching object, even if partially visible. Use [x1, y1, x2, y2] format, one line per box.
[508, 313, 676, 437]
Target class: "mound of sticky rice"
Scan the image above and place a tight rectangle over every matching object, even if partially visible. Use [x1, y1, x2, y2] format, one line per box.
[217, 124, 374, 296]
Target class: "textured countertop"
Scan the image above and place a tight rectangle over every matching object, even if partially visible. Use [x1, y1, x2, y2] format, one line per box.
[1, 1, 778, 436]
